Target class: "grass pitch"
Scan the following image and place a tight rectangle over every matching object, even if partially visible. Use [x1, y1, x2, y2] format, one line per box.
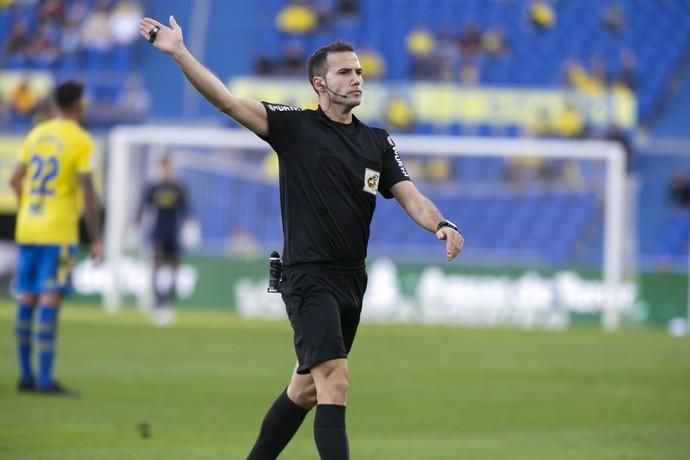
[0, 304, 689, 460]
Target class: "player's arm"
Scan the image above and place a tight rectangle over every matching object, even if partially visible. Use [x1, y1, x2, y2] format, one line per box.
[9, 163, 27, 204]
[390, 180, 464, 261]
[79, 174, 102, 262]
[139, 16, 268, 137]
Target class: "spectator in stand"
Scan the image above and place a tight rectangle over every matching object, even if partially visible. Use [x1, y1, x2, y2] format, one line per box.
[358, 47, 385, 79]
[28, 23, 60, 68]
[9, 78, 39, 121]
[458, 23, 481, 58]
[254, 53, 277, 76]
[38, 0, 65, 24]
[406, 26, 440, 80]
[60, 18, 82, 60]
[459, 62, 480, 84]
[529, 108, 553, 137]
[275, 0, 318, 35]
[435, 25, 461, 80]
[482, 26, 510, 58]
[109, 0, 143, 47]
[275, 41, 306, 76]
[80, 0, 113, 56]
[336, 0, 359, 17]
[670, 172, 690, 210]
[612, 49, 638, 91]
[503, 156, 547, 187]
[109, 0, 143, 71]
[529, 0, 556, 31]
[563, 58, 601, 94]
[586, 55, 607, 93]
[601, 2, 626, 35]
[3, 21, 31, 61]
[66, 0, 89, 24]
[552, 102, 585, 138]
[314, 0, 334, 30]
[384, 94, 415, 133]
[425, 157, 452, 184]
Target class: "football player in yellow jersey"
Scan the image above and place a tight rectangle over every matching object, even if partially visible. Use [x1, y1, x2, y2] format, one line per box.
[9, 81, 102, 396]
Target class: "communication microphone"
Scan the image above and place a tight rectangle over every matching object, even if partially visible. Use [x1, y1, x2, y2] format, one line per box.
[323, 84, 349, 98]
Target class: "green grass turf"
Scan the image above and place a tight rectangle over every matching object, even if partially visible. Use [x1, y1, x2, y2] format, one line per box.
[1, 304, 689, 460]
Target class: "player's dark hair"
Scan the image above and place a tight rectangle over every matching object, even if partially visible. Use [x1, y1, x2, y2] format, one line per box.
[307, 41, 355, 88]
[54, 81, 84, 111]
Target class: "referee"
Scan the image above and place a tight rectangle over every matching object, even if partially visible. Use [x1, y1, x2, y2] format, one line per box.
[140, 16, 464, 460]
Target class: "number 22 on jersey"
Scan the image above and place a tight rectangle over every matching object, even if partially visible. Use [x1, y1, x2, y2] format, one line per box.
[27, 155, 60, 214]
[30, 155, 60, 195]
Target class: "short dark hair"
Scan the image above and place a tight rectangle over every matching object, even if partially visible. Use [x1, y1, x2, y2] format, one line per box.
[307, 41, 355, 87]
[54, 80, 84, 111]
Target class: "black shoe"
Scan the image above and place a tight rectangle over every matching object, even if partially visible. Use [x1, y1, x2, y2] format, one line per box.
[35, 381, 79, 397]
[17, 379, 35, 393]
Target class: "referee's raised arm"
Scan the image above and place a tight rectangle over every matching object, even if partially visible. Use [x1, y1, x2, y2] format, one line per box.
[139, 16, 268, 137]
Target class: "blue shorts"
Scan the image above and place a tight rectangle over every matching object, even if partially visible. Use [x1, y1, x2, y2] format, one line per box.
[16, 245, 78, 295]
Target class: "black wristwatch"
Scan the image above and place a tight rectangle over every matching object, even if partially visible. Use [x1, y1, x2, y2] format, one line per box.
[436, 219, 459, 233]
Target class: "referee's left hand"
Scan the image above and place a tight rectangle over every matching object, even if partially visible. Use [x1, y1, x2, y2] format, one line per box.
[436, 227, 464, 261]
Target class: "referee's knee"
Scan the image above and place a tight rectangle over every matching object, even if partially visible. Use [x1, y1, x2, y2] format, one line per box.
[288, 382, 317, 409]
[314, 364, 349, 405]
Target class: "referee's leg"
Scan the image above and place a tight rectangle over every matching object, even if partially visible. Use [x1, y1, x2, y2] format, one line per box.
[311, 358, 350, 460]
[246, 363, 316, 459]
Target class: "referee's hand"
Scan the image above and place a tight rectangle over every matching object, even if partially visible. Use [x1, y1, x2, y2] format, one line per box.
[436, 227, 464, 261]
[140, 15, 184, 55]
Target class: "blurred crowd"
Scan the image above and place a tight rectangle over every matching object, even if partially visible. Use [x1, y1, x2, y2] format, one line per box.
[256, 0, 638, 94]
[2, 0, 141, 69]
[0, 0, 148, 128]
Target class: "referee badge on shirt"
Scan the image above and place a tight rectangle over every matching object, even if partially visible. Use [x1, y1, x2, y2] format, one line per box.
[363, 168, 380, 195]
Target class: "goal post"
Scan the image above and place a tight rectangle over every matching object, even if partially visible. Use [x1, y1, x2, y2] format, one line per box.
[104, 126, 628, 330]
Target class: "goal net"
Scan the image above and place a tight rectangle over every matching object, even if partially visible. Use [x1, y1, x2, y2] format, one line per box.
[100, 126, 632, 330]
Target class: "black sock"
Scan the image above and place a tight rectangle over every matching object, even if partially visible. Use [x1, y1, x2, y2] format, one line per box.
[247, 389, 310, 459]
[314, 404, 348, 460]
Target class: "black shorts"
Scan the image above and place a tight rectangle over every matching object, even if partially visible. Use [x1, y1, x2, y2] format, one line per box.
[153, 239, 179, 264]
[280, 266, 368, 375]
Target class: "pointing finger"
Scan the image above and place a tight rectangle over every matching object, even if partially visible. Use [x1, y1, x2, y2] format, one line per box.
[142, 17, 164, 28]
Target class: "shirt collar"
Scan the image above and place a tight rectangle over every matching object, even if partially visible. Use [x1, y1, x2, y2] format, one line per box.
[316, 105, 359, 127]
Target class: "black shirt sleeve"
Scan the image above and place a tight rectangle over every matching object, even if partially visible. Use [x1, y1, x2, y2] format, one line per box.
[260, 101, 303, 156]
[377, 130, 411, 199]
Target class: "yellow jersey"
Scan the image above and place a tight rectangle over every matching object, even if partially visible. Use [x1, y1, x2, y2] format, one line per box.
[15, 118, 94, 245]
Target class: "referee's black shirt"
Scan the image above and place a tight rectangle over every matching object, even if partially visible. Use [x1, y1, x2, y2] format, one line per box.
[260, 102, 411, 269]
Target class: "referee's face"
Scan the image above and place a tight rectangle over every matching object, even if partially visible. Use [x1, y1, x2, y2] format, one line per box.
[325, 51, 363, 107]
